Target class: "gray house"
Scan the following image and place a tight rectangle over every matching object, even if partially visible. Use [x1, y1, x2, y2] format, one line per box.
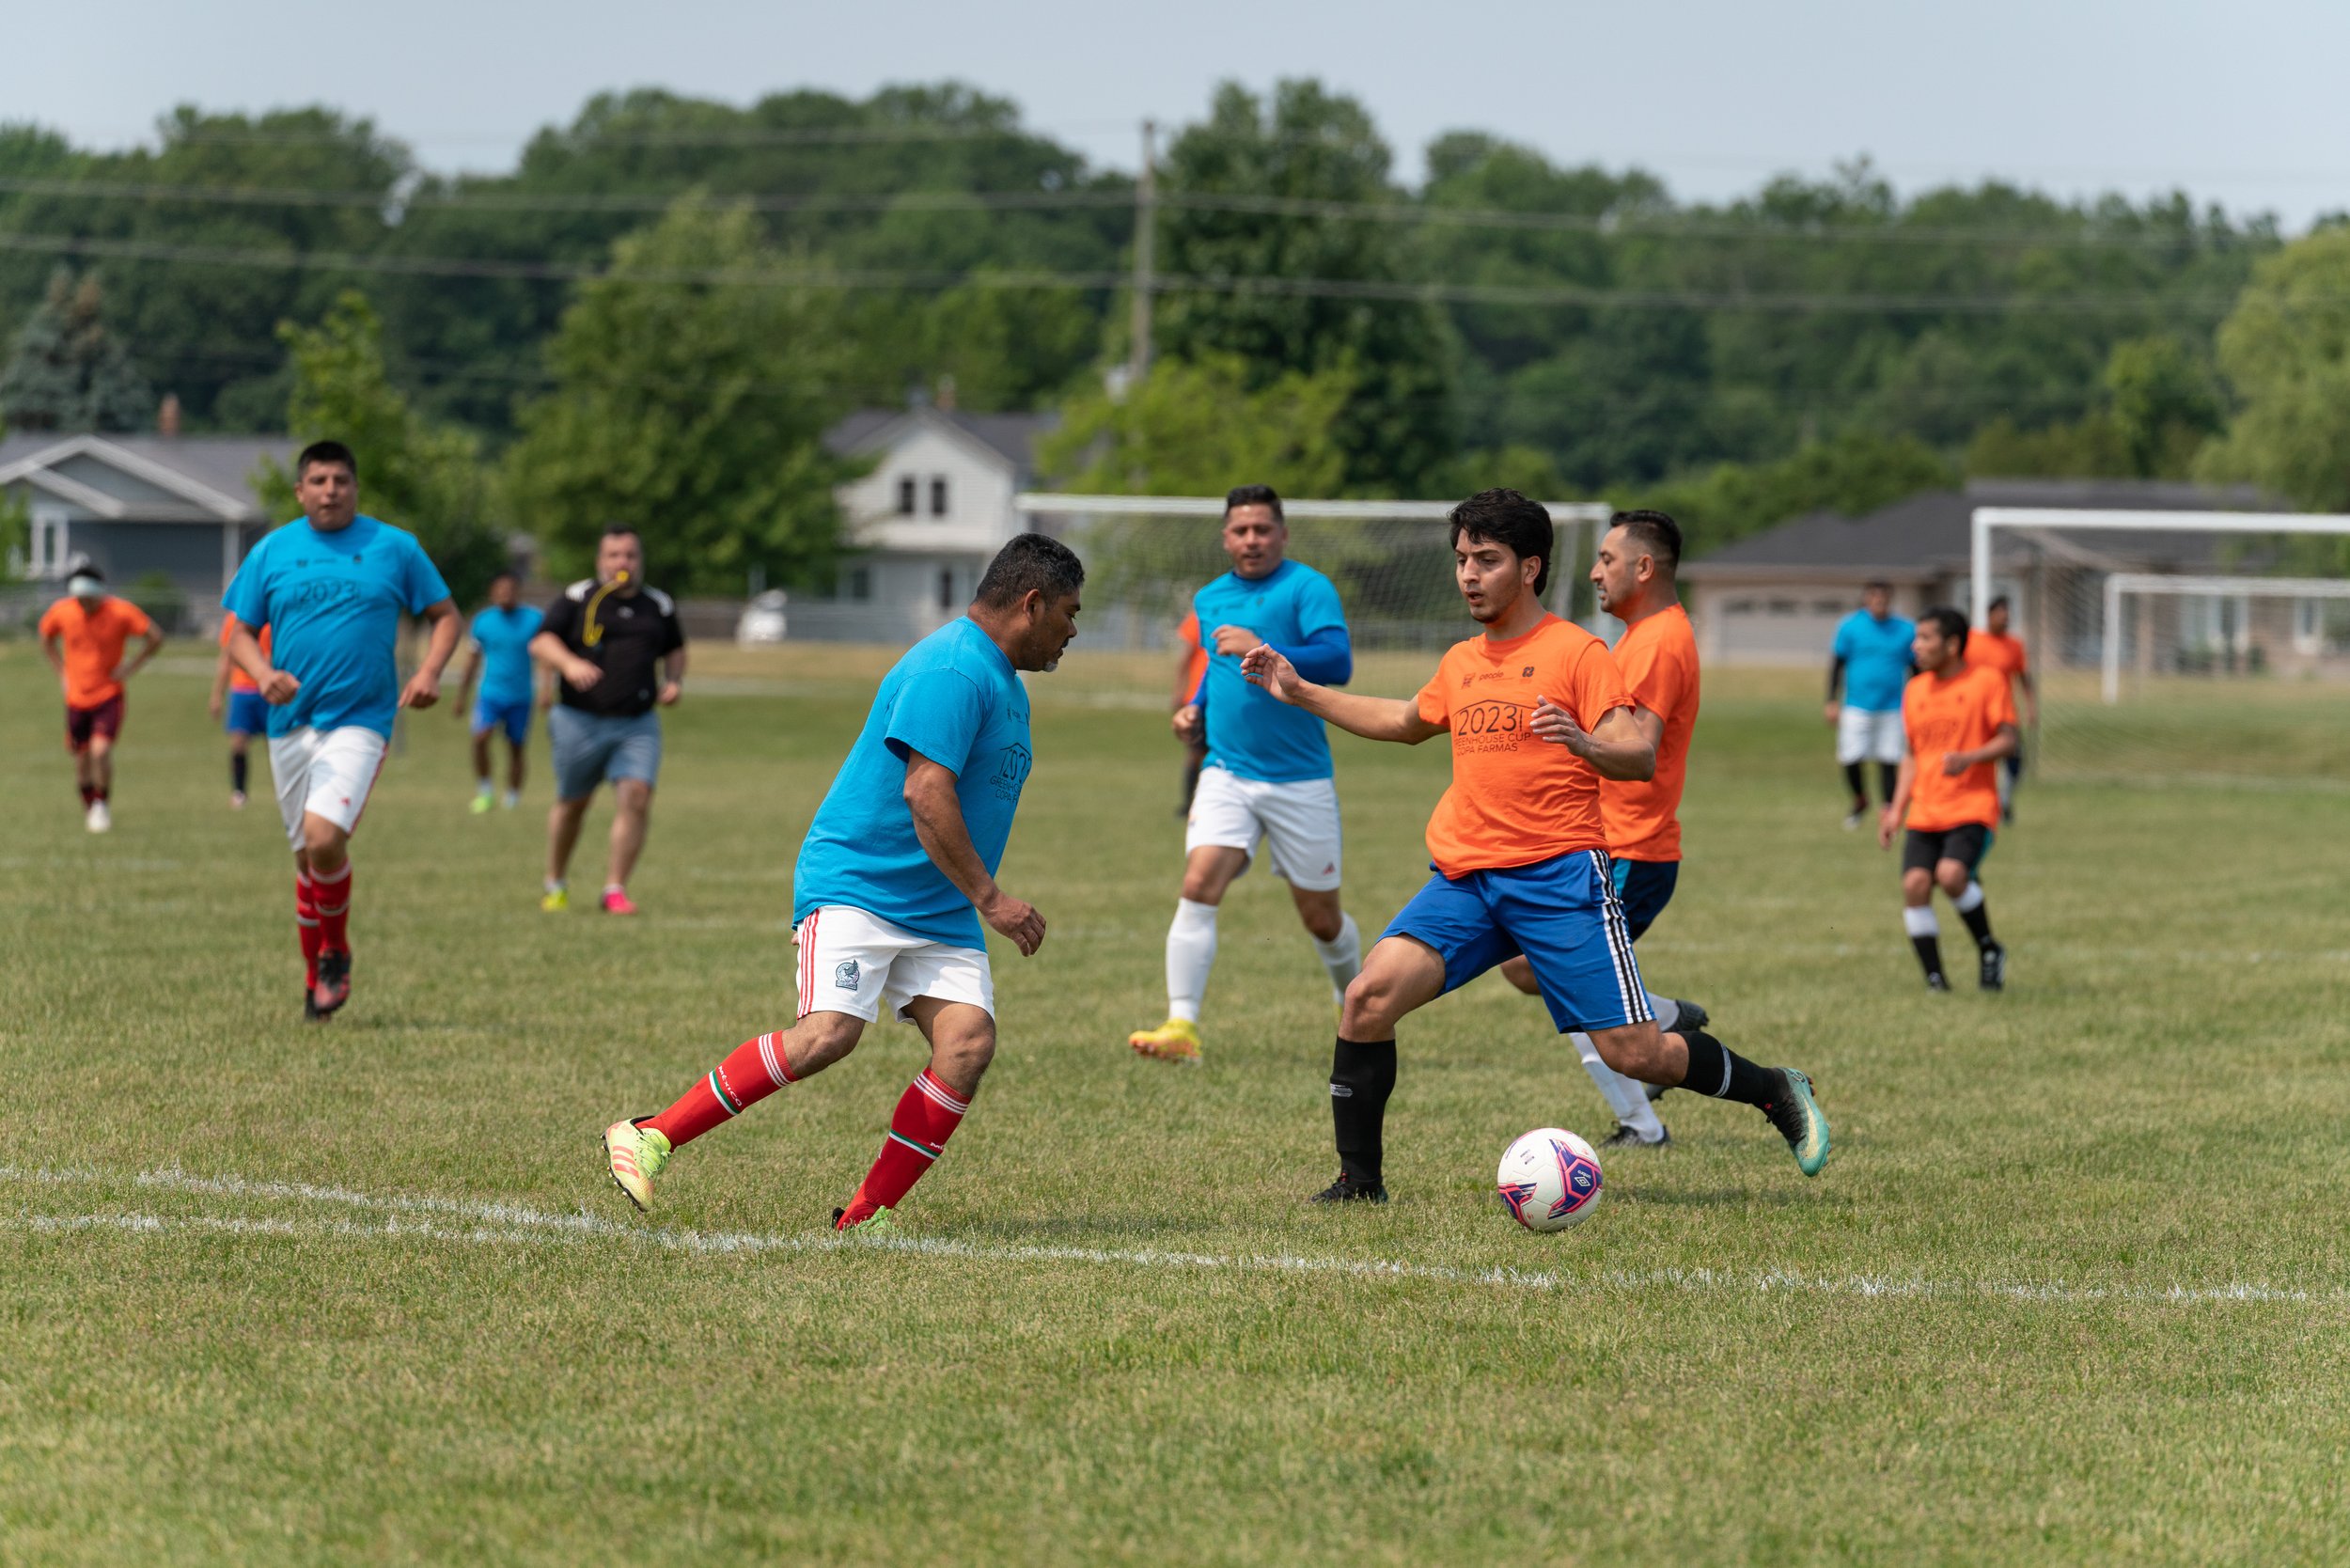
[1, 432, 293, 621]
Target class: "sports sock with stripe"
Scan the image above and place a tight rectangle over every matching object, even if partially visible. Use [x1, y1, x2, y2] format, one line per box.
[1312, 912, 1362, 1002]
[1904, 904, 1946, 982]
[838, 1069, 969, 1227]
[312, 863, 352, 954]
[294, 870, 322, 989]
[1953, 881, 1997, 950]
[1672, 1027, 1783, 1109]
[647, 1031, 797, 1149]
[1330, 1036, 1397, 1186]
[1165, 898, 1217, 1023]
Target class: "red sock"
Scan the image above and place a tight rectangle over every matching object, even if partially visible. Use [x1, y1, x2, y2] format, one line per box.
[294, 872, 322, 988]
[79, 785, 96, 808]
[838, 1070, 970, 1227]
[647, 1031, 796, 1149]
[312, 863, 352, 954]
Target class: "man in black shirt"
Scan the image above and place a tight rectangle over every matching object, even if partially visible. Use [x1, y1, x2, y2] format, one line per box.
[529, 525, 686, 914]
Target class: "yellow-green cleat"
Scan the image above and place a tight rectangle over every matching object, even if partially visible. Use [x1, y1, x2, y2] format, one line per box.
[1127, 1017, 1202, 1064]
[603, 1118, 671, 1212]
[540, 886, 569, 913]
[1763, 1069, 1831, 1177]
[832, 1205, 899, 1237]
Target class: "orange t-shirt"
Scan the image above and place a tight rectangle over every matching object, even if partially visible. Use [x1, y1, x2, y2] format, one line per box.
[1901, 663, 2017, 832]
[39, 595, 153, 709]
[1602, 604, 1700, 862]
[1971, 630, 2028, 683]
[219, 614, 273, 693]
[1413, 614, 1634, 878]
[1176, 612, 1209, 706]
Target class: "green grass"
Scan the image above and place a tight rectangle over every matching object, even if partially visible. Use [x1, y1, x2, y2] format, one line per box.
[4, 644, 2349, 1565]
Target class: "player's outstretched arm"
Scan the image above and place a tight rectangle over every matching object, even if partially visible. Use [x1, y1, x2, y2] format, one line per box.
[400, 599, 462, 710]
[904, 751, 1046, 956]
[1239, 645, 1441, 745]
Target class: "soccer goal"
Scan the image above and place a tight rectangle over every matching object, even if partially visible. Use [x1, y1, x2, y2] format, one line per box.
[1968, 506, 2350, 785]
[1015, 493, 1615, 705]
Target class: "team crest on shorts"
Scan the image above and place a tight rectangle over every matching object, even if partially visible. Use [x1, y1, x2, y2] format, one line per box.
[834, 959, 861, 991]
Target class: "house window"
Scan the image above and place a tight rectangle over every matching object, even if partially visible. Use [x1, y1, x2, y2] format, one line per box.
[937, 568, 956, 610]
[930, 477, 949, 517]
[1766, 599, 1799, 617]
[843, 565, 872, 602]
[31, 509, 69, 577]
[2294, 597, 2323, 655]
[896, 476, 917, 516]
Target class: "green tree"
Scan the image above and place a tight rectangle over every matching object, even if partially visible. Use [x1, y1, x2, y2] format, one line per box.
[1037, 353, 1350, 495]
[0, 269, 151, 431]
[1634, 431, 1959, 557]
[2198, 227, 2350, 510]
[503, 199, 859, 593]
[253, 290, 506, 604]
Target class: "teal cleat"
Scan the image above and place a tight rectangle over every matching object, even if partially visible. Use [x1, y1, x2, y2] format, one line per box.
[1763, 1069, 1831, 1177]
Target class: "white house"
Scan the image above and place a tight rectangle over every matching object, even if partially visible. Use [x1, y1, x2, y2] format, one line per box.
[794, 402, 1056, 642]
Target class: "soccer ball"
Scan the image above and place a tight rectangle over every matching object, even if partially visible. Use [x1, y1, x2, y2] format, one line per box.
[1496, 1127, 1604, 1232]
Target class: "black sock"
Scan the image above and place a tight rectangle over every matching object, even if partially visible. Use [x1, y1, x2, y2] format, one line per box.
[1841, 761, 1868, 808]
[1330, 1037, 1396, 1185]
[231, 751, 248, 794]
[1877, 760, 1899, 802]
[1911, 933, 1946, 982]
[1957, 899, 1997, 951]
[1674, 1027, 1783, 1109]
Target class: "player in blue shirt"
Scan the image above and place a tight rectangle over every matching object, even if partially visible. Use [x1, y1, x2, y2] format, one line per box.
[222, 440, 460, 1021]
[601, 534, 1084, 1234]
[1128, 485, 1362, 1065]
[1827, 581, 1917, 828]
[452, 570, 544, 812]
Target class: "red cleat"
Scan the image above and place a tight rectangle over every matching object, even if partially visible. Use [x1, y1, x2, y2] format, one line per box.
[312, 950, 352, 1016]
[600, 889, 639, 916]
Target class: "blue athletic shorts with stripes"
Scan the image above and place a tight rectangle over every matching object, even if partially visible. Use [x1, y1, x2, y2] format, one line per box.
[1382, 849, 1653, 1035]
[1611, 856, 1679, 943]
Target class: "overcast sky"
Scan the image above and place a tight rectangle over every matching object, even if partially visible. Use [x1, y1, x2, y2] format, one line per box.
[18, 0, 2349, 228]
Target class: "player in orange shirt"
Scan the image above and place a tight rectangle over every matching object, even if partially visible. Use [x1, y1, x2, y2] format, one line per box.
[1969, 595, 2036, 823]
[1244, 490, 1829, 1201]
[1170, 609, 1210, 814]
[208, 613, 274, 809]
[1879, 606, 2018, 991]
[37, 562, 164, 833]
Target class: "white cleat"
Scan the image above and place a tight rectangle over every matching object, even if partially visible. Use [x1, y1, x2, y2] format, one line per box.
[86, 801, 112, 833]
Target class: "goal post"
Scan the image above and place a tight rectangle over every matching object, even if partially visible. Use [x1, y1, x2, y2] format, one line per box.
[2098, 573, 2350, 704]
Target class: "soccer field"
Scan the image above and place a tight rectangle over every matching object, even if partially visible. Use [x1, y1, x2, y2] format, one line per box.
[4, 643, 2347, 1565]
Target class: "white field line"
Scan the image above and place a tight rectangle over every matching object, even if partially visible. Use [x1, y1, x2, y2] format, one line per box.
[0, 1164, 2339, 1309]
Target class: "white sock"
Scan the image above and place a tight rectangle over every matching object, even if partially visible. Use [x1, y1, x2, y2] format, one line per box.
[1166, 898, 1218, 1023]
[544, 877, 565, 895]
[1312, 912, 1362, 1002]
[1646, 991, 1680, 1033]
[476, 778, 494, 797]
[1573, 1030, 1666, 1139]
[1953, 881, 1985, 913]
[1904, 904, 1939, 936]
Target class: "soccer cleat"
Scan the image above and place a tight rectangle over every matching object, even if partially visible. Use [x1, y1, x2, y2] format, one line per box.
[303, 988, 324, 1023]
[1128, 1017, 1202, 1064]
[86, 801, 112, 833]
[832, 1205, 899, 1236]
[601, 889, 639, 916]
[603, 1118, 671, 1213]
[540, 886, 569, 913]
[1925, 971, 1950, 993]
[229, 791, 247, 810]
[1761, 1068, 1830, 1178]
[311, 950, 352, 1017]
[1600, 1123, 1671, 1150]
[1979, 941, 2008, 993]
[470, 792, 493, 815]
[1308, 1172, 1388, 1204]
[1841, 810, 1862, 831]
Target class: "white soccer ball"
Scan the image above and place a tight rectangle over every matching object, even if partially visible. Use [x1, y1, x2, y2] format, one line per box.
[1496, 1127, 1604, 1232]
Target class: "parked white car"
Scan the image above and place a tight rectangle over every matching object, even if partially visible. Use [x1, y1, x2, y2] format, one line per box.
[735, 589, 789, 646]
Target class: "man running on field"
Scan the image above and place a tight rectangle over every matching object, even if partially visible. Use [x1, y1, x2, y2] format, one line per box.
[1130, 484, 1363, 1065]
[1827, 582, 1915, 829]
[1242, 490, 1829, 1203]
[209, 613, 272, 809]
[453, 569, 543, 812]
[1500, 510, 1708, 1150]
[1969, 594, 2036, 824]
[223, 439, 461, 1020]
[1880, 606, 2015, 993]
[39, 561, 163, 833]
[602, 535, 1083, 1234]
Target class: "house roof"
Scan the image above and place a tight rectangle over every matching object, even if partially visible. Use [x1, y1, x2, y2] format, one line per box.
[0, 432, 293, 522]
[1683, 478, 2286, 582]
[822, 405, 1057, 472]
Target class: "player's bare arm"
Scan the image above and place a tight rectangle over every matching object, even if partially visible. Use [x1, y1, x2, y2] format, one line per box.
[227, 622, 297, 703]
[452, 643, 484, 721]
[904, 751, 1046, 956]
[208, 639, 236, 719]
[1938, 722, 2019, 776]
[1878, 753, 1919, 849]
[1208, 623, 1261, 656]
[40, 629, 68, 697]
[399, 599, 462, 710]
[1240, 645, 1444, 745]
[658, 646, 686, 707]
[529, 629, 602, 690]
[1528, 698, 1657, 781]
[115, 623, 165, 685]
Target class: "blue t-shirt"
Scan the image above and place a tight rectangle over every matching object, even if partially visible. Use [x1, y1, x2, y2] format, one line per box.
[1833, 610, 1917, 713]
[470, 604, 545, 706]
[793, 618, 1033, 949]
[222, 515, 451, 740]
[1193, 559, 1348, 784]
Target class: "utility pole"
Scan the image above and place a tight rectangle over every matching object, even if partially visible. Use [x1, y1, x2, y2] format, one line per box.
[1128, 118, 1156, 385]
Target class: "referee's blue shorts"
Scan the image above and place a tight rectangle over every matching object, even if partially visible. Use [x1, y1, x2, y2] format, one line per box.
[1382, 849, 1653, 1035]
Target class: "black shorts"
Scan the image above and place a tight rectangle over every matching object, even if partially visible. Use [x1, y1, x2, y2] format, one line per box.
[1610, 855, 1679, 943]
[1903, 823, 1992, 877]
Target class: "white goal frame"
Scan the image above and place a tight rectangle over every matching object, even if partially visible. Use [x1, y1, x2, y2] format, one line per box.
[1969, 506, 2350, 630]
[2097, 572, 2350, 703]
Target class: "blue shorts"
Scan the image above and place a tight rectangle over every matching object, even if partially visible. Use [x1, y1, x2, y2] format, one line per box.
[549, 706, 662, 801]
[473, 695, 535, 746]
[1611, 856, 1679, 943]
[1383, 850, 1653, 1034]
[224, 689, 269, 737]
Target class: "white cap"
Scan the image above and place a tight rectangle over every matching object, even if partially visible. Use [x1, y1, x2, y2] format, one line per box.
[66, 573, 103, 598]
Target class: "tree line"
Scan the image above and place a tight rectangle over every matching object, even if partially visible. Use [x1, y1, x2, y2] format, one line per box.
[4, 78, 2346, 598]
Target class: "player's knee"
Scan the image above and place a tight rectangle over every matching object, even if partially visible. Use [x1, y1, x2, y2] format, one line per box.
[1591, 1021, 1668, 1081]
[1901, 868, 1933, 902]
[1340, 971, 1399, 1033]
[1300, 903, 1344, 943]
[1935, 860, 1970, 896]
[1499, 954, 1541, 996]
[614, 779, 652, 813]
[301, 817, 347, 862]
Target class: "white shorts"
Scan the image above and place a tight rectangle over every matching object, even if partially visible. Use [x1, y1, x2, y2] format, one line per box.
[1183, 767, 1343, 891]
[794, 905, 995, 1024]
[1836, 706, 1905, 766]
[266, 726, 389, 850]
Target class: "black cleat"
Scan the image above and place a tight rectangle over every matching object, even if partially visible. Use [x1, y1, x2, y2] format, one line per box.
[1308, 1172, 1388, 1205]
[1925, 972, 1950, 992]
[1600, 1123, 1671, 1150]
[312, 950, 352, 1017]
[1979, 942, 2007, 992]
[303, 988, 325, 1023]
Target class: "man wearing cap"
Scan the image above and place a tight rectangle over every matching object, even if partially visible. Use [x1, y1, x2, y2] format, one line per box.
[39, 562, 164, 833]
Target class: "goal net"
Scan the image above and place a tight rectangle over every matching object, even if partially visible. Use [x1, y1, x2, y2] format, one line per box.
[1969, 507, 2350, 786]
[1015, 494, 1615, 706]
